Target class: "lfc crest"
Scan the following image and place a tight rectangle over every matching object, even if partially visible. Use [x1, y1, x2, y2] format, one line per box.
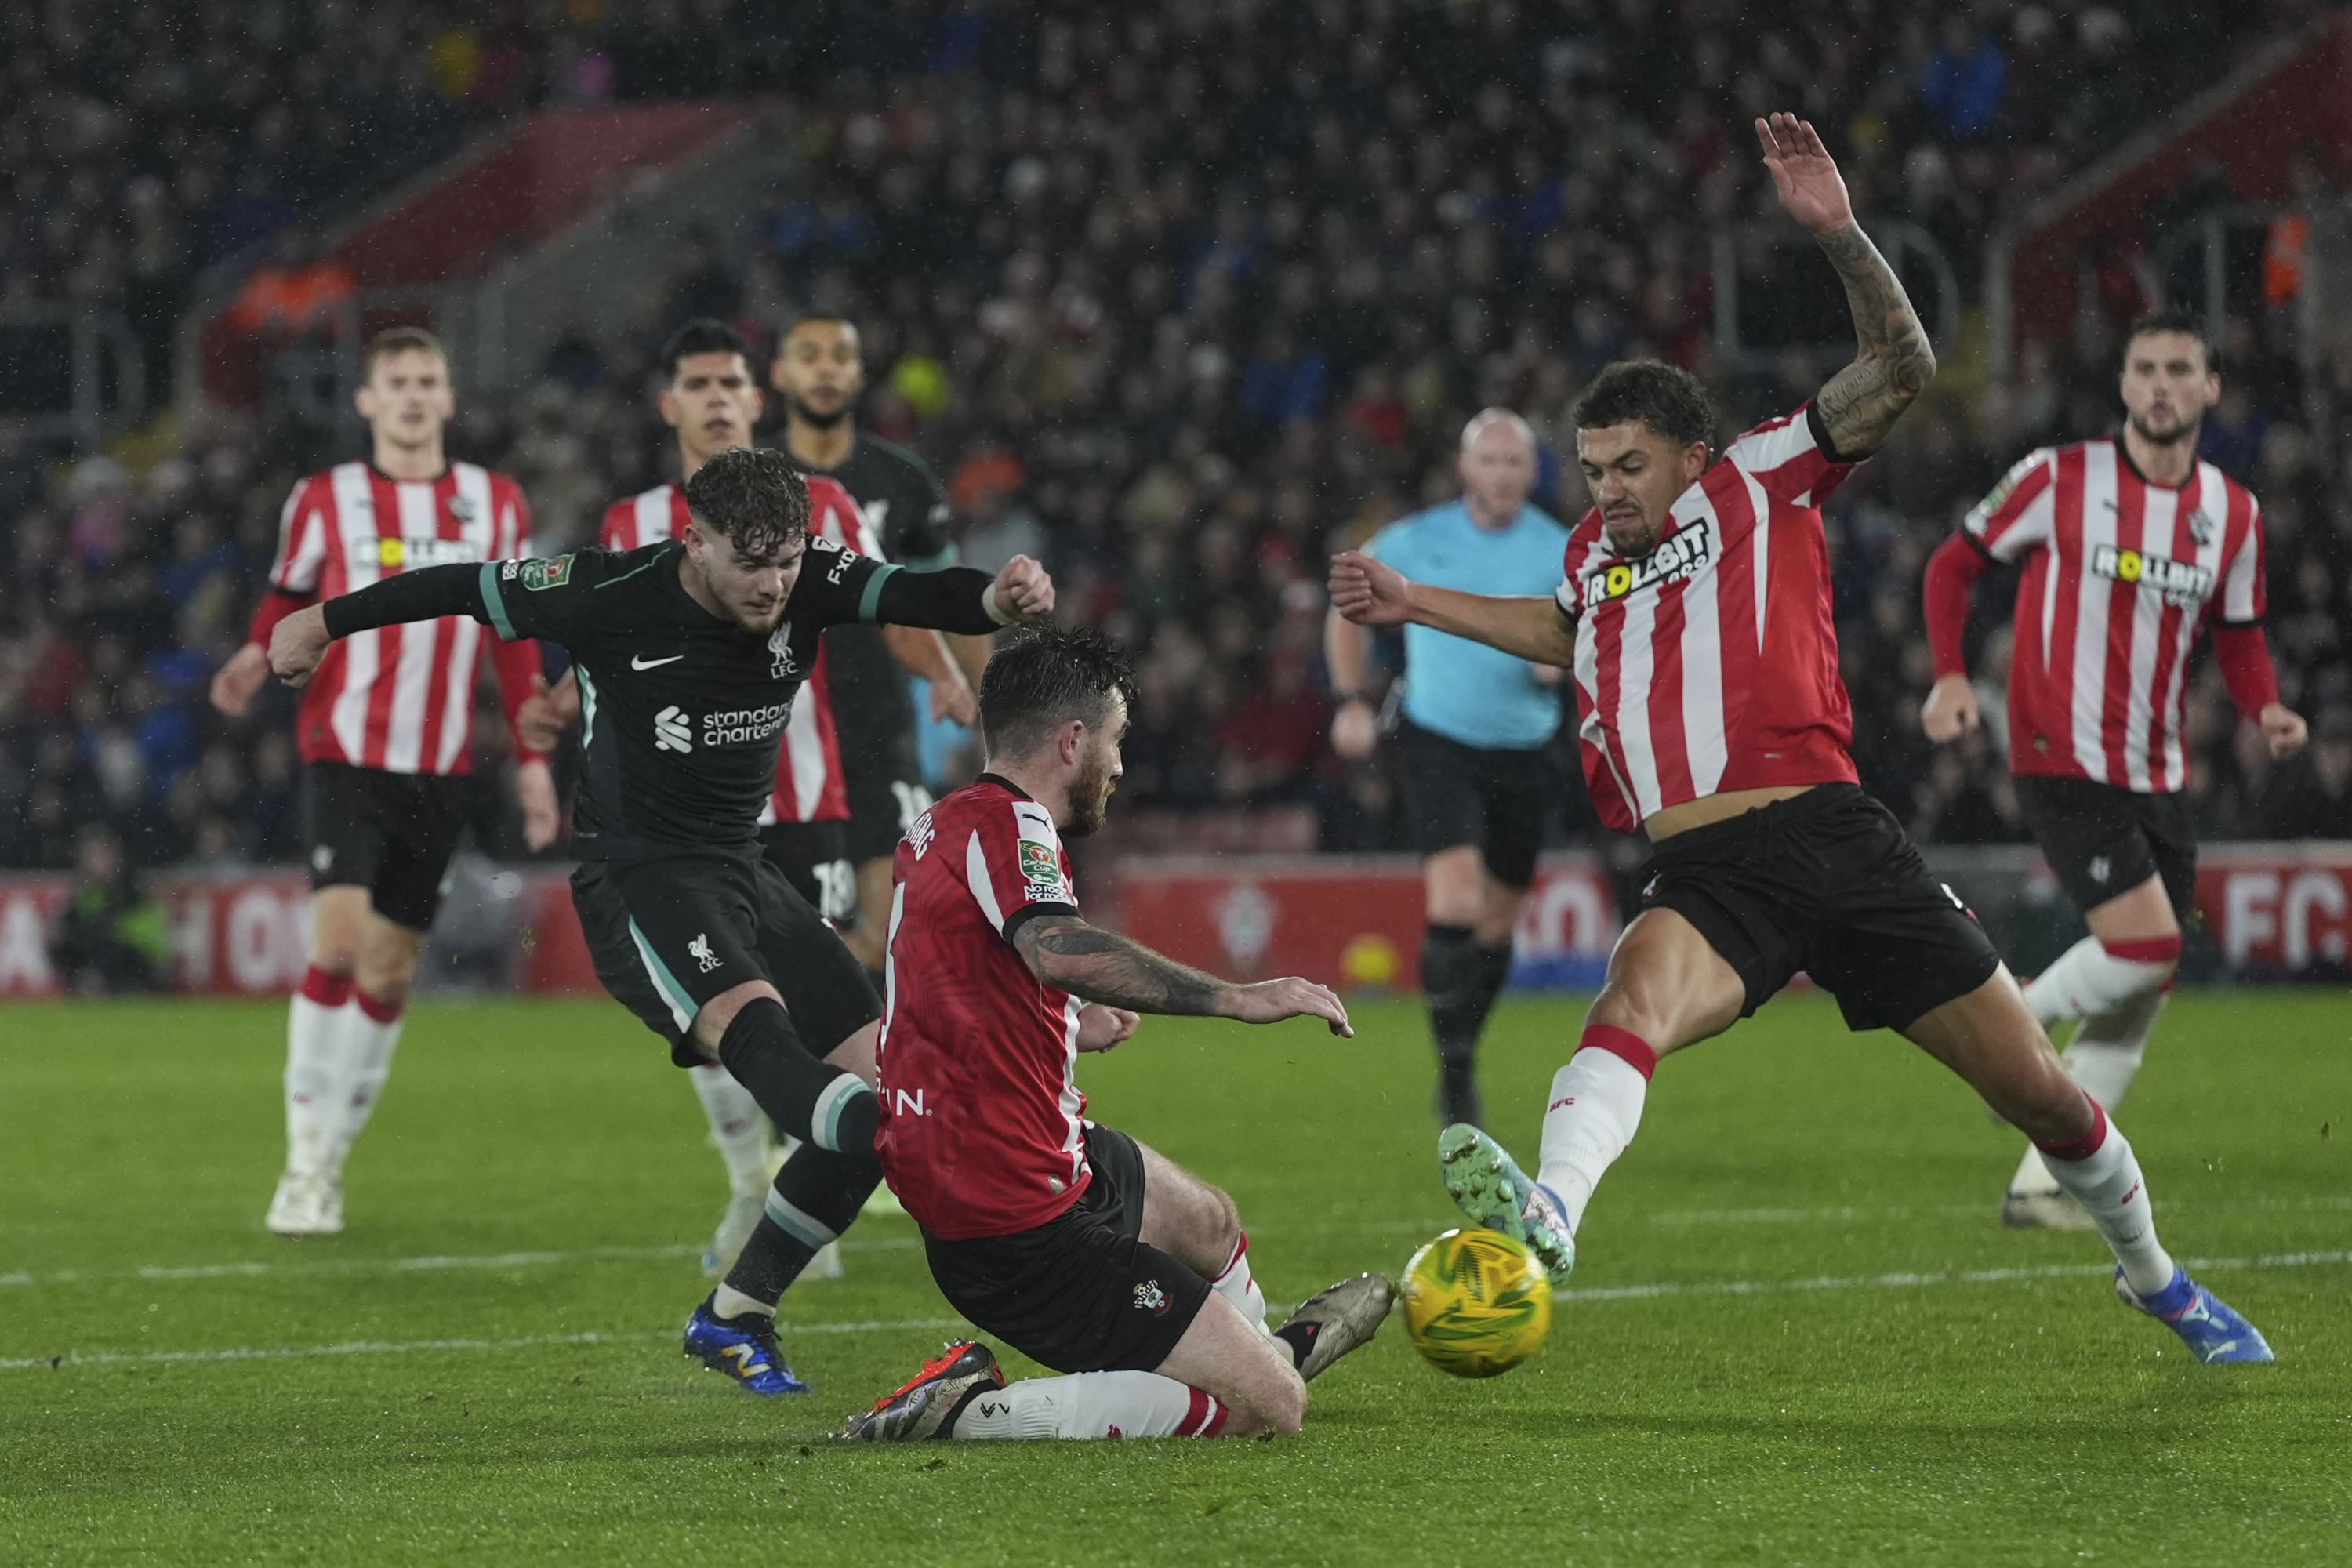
[768, 620, 797, 679]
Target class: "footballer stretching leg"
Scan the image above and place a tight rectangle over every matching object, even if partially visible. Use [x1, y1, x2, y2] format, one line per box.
[848, 629, 1392, 1440]
[1348, 114, 2270, 1365]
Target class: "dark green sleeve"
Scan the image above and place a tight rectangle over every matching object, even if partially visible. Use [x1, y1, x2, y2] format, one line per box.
[475, 549, 655, 641]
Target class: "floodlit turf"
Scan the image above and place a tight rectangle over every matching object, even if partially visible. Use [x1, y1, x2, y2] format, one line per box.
[2, 990, 2348, 1566]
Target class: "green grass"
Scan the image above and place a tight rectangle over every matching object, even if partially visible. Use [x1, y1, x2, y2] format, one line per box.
[2, 991, 2348, 1566]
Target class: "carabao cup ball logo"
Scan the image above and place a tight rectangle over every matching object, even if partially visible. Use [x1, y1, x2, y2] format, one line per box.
[1401, 1228, 1553, 1378]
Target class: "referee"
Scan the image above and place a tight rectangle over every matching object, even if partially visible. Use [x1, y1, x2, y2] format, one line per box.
[1324, 408, 1570, 1127]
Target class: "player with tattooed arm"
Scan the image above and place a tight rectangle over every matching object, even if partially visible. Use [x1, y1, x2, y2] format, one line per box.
[1330, 115, 2273, 1364]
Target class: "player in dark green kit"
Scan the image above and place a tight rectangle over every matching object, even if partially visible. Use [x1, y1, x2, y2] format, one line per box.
[773, 316, 991, 978]
[268, 448, 1055, 1393]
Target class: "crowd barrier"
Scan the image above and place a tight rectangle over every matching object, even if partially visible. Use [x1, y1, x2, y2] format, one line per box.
[2, 844, 2347, 999]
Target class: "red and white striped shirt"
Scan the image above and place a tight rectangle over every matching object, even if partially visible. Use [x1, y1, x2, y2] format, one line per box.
[1962, 439, 2263, 791]
[260, 462, 539, 775]
[597, 474, 879, 824]
[1555, 406, 1860, 834]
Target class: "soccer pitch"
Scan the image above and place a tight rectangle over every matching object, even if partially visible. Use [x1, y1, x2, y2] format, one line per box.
[4, 992, 2347, 1565]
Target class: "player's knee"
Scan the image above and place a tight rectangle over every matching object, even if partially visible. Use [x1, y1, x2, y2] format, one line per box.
[1261, 1367, 1307, 1436]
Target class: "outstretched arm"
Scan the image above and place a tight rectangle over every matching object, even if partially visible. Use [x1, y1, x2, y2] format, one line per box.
[1756, 112, 1936, 459]
[1012, 916, 1353, 1036]
[271, 562, 485, 684]
[869, 554, 1055, 636]
[1328, 550, 1575, 665]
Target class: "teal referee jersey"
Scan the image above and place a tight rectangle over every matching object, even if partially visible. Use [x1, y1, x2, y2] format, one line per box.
[1364, 499, 1571, 750]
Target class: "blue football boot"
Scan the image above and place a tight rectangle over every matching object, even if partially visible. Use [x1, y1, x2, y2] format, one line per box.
[2115, 1267, 2275, 1363]
[682, 1294, 811, 1393]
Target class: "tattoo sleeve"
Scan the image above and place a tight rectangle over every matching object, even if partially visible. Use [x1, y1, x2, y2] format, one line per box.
[1811, 221, 1937, 459]
[1015, 920, 1229, 1017]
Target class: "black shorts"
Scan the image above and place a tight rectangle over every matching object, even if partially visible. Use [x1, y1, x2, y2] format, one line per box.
[1396, 718, 1557, 889]
[570, 847, 881, 1068]
[922, 1123, 1210, 1376]
[2015, 775, 2198, 920]
[760, 818, 858, 926]
[840, 732, 932, 867]
[302, 761, 466, 932]
[1635, 784, 2002, 1033]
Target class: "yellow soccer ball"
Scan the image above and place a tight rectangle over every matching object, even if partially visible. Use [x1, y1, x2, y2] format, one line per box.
[1401, 1227, 1553, 1378]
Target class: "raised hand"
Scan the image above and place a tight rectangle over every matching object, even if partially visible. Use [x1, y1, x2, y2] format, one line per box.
[989, 555, 1056, 624]
[1327, 550, 1414, 628]
[1755, 111, 1853, 236]
[209, 643, 271, 717]
[1222, 976, 1354, 1037]
[268, 604, 333, 688]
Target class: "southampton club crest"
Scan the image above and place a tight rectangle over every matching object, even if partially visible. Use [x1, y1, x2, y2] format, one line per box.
[1132, 1279, 1171, 1316]
[768, 620, 797, 680]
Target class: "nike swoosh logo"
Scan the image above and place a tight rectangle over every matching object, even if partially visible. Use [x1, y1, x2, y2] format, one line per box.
[631, 653, 684, 670]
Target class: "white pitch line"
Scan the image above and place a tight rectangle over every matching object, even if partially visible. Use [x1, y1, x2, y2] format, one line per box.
[7, 1196, 2347, 1292]
[0, 1316, 975, 1373]
[1555, 1249, 2352, 1304]
[8, 1252, 2346, 1375]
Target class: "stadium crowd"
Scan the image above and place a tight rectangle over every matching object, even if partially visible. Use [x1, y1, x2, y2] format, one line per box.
[3, 0, 2349, 878]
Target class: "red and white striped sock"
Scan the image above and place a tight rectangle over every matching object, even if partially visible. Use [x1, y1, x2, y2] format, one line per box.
[1536, 1025, 1655, 1235]
[2034, 1101, 2176, 1295]
[1207, 1232, 1271, 1337]
[285, 966, 352, 1178]
[2023, 934, 2178, 1028]
[330, 989, 405, 1163]
[950, 1372, 1229, 1440]
[2009, 989, 2167, 1197]
[689, 1062, 777, 1199]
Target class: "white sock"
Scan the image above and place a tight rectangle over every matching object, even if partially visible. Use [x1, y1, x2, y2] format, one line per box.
[690, 1063, 776, 1198]
[713, 1283, 775, 1319]
[2007, 991, 2166, 1196]
[2022, 935, 2173, 1027]
[1536, 1046, 1650, 1235]
[284, 971, 350, 1178]
[2037, 1105, 2175, 1295]
[330, 993, 405, 1167]
[951, 1371, 1229, 1440]
[1207, 1232, 1272, 1338]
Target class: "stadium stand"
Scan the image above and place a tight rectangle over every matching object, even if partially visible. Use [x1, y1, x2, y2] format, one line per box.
[0, 0, 2343, 873]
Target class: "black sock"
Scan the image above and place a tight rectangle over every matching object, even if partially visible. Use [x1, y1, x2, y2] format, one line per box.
[1423, 924, 1489, 1126]
[1273, 1319, 1319, 1371]
[1422, 923, 1484, 1058]
[717, 998, 877, 1152]
[720, 1140, 884, 1310]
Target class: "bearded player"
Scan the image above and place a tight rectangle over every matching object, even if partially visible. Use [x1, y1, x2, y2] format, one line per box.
[1921, 309, 2306, 1228]
[1330, 115, 2272, 1364]
[844, 628, 1392, 1442]
[212, 326, 557, 1237]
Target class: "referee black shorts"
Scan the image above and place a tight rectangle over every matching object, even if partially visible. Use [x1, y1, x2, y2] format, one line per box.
[1396, 717, 1558, 890]
[303, 760, 466, 932]
[1634, 784, 2002, 1034]
[571, 846, 880, 1069]
[922, 1123, 1211, 1376]
[2015, 775, 2198, 921]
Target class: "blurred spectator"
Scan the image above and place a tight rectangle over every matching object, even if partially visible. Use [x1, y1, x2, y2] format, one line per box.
[1, 0, 2339, 880]
[2260, 707, 2352, 838]
[50, 825, 168, 993]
